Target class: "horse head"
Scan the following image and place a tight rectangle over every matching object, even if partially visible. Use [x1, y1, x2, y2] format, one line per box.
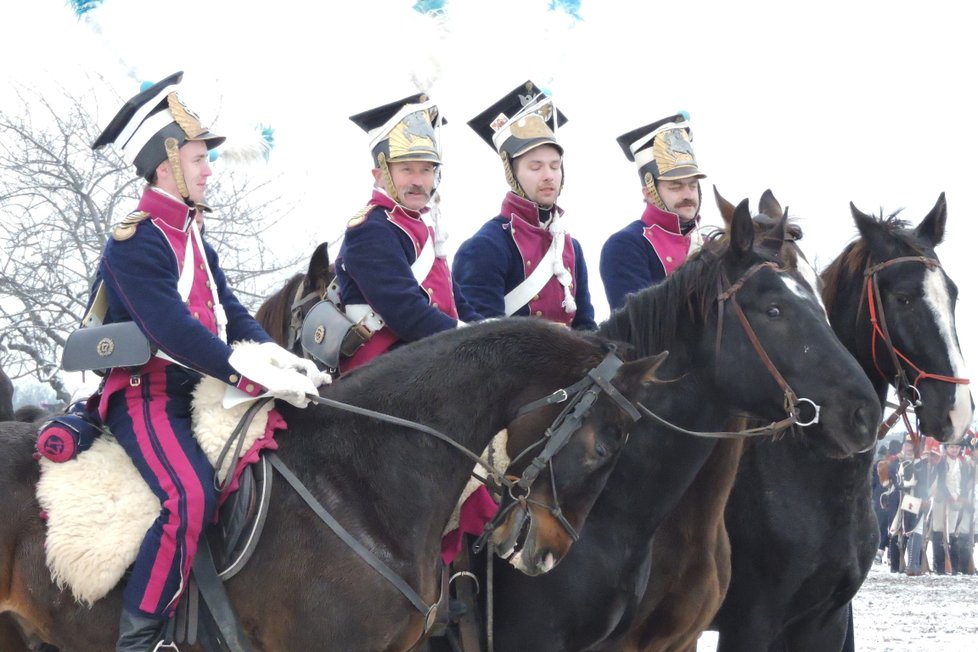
[823, 194, 973, 442]
[254, 242, 334, 356]
[678, 192, 880, 455]
[486, 345, 669, 576]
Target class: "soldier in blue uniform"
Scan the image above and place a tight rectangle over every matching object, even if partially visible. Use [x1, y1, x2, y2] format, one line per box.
[600, 113, 707, 311]
[334, 93, 482, 373]
[87, 71, 328, 651]
[453, 80, 595, 330]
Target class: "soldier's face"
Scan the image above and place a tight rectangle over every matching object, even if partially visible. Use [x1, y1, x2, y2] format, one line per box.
[946, 444, 961, 458]
[514, 145, 562, 208]
[179, 141, 212, 204]
[655, 178, 700, 223]
[381, 161, 436, 211]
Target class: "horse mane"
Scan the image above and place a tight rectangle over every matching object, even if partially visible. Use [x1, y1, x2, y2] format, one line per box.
[254, 272, 305, 346]
[820, 210, 922, 315]
[599, 233, 752, 358]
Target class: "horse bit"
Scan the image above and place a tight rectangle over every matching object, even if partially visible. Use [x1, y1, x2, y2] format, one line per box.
[472, 350, 642, 553]
[865, 256, 970, 442]
[637, 261, 821, 440]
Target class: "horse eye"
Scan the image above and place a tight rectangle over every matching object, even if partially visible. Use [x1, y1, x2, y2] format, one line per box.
[766, 305, 781, 318]
[895, 294, 912, 306]
[594, 441, 608, 458]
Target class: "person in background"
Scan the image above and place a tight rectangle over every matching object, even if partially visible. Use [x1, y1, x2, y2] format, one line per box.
[932, 437, 976, 574]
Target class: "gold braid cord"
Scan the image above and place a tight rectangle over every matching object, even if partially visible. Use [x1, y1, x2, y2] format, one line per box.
[165, 137, 191, 201]
[167, 92, 206, 138]
[112, 211, 150, 241]
[644, 172, 667, 212]
[502, 153, 526, 198]
[377, 153, 401, 204]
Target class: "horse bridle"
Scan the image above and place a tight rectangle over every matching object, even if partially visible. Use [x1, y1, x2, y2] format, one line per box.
[260, 349, 641, 631]
[635, 261, 820, 441]
[471, 350, 642, 553]
[865, 255, 970, 443]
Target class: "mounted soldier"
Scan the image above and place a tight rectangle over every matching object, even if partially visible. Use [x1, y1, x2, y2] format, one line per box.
[331, 93, 483, 373]
[600, 113, 707, 311]
[453, 80, 596, 330]
[82, 71, 328, 651]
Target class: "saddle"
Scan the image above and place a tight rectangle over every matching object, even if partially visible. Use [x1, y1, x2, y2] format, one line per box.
[168, 456, 274, 650]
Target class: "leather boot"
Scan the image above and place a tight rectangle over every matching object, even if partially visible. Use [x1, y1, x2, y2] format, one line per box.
[117, 609, 165, 652]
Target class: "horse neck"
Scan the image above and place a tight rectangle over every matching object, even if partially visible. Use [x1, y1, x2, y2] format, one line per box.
[303, 362, 560, 552]
[585, 356, 723, 542]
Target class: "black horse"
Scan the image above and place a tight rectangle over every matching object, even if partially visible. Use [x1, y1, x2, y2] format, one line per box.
[0, 318, 661, 651]
[714, 193, 974, 651]
[472, 198, 881, 650]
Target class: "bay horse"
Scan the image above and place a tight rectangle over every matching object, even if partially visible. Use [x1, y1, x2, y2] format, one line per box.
[0, 318, 661, 651]
[253, 241, 332, 355]
[472, 198, 881, 650]
[713, 192, 973, 652]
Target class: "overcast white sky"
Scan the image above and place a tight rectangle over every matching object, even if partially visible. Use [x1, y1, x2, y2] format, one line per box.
[3, 0, 976, 379]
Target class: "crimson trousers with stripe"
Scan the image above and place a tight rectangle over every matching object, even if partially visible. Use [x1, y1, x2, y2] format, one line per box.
[106, 364, 217, 619]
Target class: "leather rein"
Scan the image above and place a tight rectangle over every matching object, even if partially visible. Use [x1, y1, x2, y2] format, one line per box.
[865, 256, 970, 445]
[262, 349, 640, 631]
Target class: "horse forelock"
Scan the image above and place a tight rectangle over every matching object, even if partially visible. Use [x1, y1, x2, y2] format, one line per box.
[821, 211, 933, 317]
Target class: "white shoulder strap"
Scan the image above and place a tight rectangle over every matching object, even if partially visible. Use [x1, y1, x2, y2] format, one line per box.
[503, 245, 558, 317]
[410, 218, 437, 284]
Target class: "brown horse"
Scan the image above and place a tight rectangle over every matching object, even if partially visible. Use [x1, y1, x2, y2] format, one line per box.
[615, 189, 811, 652]
[253, 241, 332, 355]
[0, 318, 661, 651]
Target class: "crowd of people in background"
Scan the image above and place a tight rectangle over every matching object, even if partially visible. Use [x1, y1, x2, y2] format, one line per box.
[873, 432, 977, 576]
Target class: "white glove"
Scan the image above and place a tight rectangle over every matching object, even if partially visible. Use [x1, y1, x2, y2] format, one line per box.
[229, 345, 319, 408]
[259, 342, 332, 387]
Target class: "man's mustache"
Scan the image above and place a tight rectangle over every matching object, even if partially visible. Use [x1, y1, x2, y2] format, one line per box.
[404, 185, 430, 197]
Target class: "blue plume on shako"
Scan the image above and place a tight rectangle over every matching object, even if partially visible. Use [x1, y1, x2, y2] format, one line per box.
[68, 0, 104, 18]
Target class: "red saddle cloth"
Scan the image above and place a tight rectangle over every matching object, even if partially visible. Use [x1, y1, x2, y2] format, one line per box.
[440, 486, 499, 565]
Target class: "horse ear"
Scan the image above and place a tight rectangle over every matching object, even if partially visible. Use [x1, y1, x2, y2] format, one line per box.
[758, 189, 783, 220]
[714, 185, 737, 227]
[729, 198, 755, 258]
[851, 202, 877, 238]
[914, 192, 947, 247]
[620, 351, 670, 386]
[305, 242, 333, 293]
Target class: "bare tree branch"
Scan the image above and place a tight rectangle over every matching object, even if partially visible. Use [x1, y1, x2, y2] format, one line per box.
[0, 81, 299, 401]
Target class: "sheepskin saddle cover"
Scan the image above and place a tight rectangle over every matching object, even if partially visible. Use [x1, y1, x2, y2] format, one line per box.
[35, 374, 273, 606]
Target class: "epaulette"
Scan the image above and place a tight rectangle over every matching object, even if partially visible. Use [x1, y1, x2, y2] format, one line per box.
[347, 204, 374, 229]
[112, 211, 150, 241]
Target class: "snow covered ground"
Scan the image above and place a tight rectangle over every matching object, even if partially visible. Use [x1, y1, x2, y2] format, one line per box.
[695, 560, 978, 651]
